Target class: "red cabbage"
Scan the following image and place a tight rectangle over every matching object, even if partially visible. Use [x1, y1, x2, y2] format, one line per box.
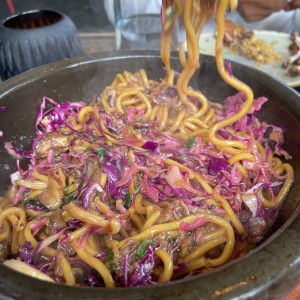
[33, 228, 66, 264]
[102, 161, 122, 197]
[82, 183, 104, 209]
[29, 218, 48, 236]
[128, 245, 158, 287]
[17, 241, 34, 264]
[117, 163, 158, 187]
[127, 107, 145, 122]
[241, 182, 282, 218]
[95, 252, 108, 260]
[141, 141, 159, 151]
[87, 270, 103, 287]
[24, 199, 48, 212]
[36, 97, 85, 134]
[67, 219, 84, 228]
[164, 165, 199, 195]
[179, 218, 209, 231]
[123, 252, 129, 287]
[155, 86, 178, 103]
[207, 156, 230, 176]
[141, 176, 160, 202]
[224, 60, 233, 76]
[4, 141, 32, 159]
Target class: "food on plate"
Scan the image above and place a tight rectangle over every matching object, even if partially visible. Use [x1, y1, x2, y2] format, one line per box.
[283, 31, 300, 77]
[0, 0, 294, 287]
[223, 19, 281, 64]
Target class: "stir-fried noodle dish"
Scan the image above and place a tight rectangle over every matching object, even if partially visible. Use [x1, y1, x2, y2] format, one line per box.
[0, 0, 294, 287]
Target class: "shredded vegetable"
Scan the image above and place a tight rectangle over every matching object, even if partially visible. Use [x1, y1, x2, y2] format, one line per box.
[0, 77, 293, 287]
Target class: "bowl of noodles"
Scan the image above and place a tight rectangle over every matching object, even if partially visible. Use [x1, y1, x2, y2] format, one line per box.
[0, 50, 300, 300]
[0, 0, 300, 298]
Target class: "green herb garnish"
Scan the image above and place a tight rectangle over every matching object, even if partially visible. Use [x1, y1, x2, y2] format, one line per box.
[107, 261, 116, 271]
[124, 191, 132, 209]
[64, 192, 74, 203]
[107, 94, 112, 104]
[106, 249, 116, 271]
[96, 146, 106, 160]
[63, 187, 74, 203]
[187, 137, 196, 149]
[107, 249, 114, 261]
[24, 198, 48, 211]
[136, 239, 154, 258]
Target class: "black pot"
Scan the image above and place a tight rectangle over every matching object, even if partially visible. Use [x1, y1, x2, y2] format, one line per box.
[0, 51, 300, 299]
[0, 10, 83, 80]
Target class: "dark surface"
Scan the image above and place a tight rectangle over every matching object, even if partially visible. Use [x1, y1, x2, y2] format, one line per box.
[0, 0, 113, 33]
[0, 51, 300, 299]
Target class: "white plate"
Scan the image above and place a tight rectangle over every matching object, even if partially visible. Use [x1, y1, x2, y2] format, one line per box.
[199, 30, 300, 88]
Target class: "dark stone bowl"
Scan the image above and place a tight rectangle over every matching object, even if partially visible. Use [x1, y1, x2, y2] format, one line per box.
[0, 9, 83, 80]
[0, 51, 300, 299]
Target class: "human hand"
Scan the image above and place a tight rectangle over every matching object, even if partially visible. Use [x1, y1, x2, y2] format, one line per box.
[237, 0, 287, 22]
[284, 0, 300, 11]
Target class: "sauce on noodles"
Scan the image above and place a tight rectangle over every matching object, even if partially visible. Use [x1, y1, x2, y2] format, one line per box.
[0, 0, 294, 287]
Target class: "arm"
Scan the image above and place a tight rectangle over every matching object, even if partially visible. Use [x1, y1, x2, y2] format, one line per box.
[237, 0, 287, 22]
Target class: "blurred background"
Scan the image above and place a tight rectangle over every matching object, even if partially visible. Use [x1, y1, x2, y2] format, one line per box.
[0, 0, 113, 32]
[1, 0, 299, 91]
[0, 0, 115, 53]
